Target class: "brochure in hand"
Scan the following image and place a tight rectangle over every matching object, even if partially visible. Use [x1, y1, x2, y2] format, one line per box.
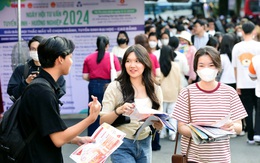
[125, 107, 176, 141]
[187, 114, 236, 144]
[70, 123, 126, 163]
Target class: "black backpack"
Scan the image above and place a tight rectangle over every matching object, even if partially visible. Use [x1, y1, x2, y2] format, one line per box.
[0, 78, 51, 163]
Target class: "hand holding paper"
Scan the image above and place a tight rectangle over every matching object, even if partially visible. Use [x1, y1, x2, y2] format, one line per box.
[70, 123, 126, 163]
[187, 114, 236, 145]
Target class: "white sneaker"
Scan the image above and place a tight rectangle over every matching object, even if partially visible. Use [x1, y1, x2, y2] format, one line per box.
[169, 134, 176, 141]
[253, 135, 260, 143]
[160, 133, 167, 139]
[247, 139, 255, 145]
[230, 134, 237, 138]
[238, 131, 245, 136]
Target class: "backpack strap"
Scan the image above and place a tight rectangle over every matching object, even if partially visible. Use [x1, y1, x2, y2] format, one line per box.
[11, 78, 52, 160]
[22, 78, 52, 149]
[30, 78, 52, 89]
[23, 62, 30, 79]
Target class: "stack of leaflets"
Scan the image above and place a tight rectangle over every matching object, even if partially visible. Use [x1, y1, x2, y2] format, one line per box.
[187, 114, 236, 144]
[125, 107, 176, 141]
[70, 123, 126, 163]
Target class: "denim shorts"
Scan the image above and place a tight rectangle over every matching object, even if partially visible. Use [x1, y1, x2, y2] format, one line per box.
[110, 136, 152, 163]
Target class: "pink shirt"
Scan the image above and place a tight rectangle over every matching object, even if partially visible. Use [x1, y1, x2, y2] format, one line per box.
[83, 51, 121, 80]
[149, 53, 160, 76]
[186, 46, 197, 80]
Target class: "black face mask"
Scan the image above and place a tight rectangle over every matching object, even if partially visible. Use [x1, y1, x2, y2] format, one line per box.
[117, 38, 127, 45]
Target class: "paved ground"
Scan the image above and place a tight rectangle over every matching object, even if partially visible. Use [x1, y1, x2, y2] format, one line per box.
[62, 119, 260, 163]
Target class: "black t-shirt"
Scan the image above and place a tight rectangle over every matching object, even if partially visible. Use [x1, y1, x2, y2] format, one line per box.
[18, 69, 67, 163]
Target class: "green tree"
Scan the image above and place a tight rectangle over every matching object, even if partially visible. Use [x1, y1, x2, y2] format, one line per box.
[218, 0, 229, 16]
[235, 0, 242, 17]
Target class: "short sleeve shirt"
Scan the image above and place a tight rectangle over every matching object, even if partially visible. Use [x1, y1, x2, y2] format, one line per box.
[173, 83, 247, 163]
[101, 81, 163, 140]
[82, 51, 121, 80]
[149, 53, 160, 76]
[232, 40, 260, 88]
[18, 69, 67, 163]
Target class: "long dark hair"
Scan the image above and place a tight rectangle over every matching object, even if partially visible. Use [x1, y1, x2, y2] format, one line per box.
[116, 44, 160, 110]
[160, 45, 173, 77]
[168, 36, 178, 61]
[219, 33, 235, 62]
[96, 35, 109, 63]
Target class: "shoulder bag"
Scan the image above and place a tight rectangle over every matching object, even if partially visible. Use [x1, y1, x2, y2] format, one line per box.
[172, 89, 192, 163]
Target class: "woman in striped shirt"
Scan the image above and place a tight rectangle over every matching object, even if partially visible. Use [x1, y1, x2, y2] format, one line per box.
[173, 46, 247, 163]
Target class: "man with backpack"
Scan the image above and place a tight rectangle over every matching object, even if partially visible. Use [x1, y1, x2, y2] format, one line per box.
[191, 19, 210, 50]
[2, 36, 101, 163]
[7, 36, 66, 101]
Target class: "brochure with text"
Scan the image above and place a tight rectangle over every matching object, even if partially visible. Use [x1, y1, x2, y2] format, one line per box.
[127, 107, 176, 141]
[70, 123, 126, 163]
[187, 114, 236, 144]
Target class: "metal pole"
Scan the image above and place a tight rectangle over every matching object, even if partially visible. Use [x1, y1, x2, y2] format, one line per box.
[17, 0, 21, 63]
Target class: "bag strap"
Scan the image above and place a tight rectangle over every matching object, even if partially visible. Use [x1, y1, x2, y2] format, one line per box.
[13, 78, 52, 160]
[174, 88, 192, 156]
[110, 52, 115, 70]
[23, 61, 30, 79]
[24, 78, 53, 141]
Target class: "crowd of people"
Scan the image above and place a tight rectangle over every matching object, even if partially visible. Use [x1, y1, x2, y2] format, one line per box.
[1, 14, 260, 163]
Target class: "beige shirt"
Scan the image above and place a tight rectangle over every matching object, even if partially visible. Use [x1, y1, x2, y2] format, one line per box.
[101, 81, 163, 140]
[157, 62, 181, 102]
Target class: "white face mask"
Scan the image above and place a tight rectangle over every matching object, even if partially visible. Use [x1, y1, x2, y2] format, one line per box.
[29, 51, 39, 61]
[197, 68, 218, 82]
[237, 32, 242, 37]
[149, 41, 157, 49]
[161, 39, 169, 46]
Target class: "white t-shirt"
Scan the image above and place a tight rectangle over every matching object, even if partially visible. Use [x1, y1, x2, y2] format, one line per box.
[220, 54, 236, 84]
[249, 55, 260, 97]
[174, 51, 189, 88]
[232, 40, 260, 89]
[111, 45, 129, 59]
[153, 49, 161, 61]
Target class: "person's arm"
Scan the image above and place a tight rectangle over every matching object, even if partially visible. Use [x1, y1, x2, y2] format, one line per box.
[231, 46, 241, 95]
[188, 46, 197, 83]
[82, 73, 90, 81]
[82, 57, 90, 81]
[233, 67, 241, 95]
[100, 103, 134, 125]
[7, 65, 28, 99]
[178, 121, 192, 138]
[49, 96, 101, 147]
[221, 119, 242, 134]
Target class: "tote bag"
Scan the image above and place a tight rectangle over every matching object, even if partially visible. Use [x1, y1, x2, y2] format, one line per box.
[110, 53, 117, 82]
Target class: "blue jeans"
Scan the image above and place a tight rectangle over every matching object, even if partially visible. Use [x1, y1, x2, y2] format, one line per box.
[87, 79, 110, 136]
[111, 136, 152, 163]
